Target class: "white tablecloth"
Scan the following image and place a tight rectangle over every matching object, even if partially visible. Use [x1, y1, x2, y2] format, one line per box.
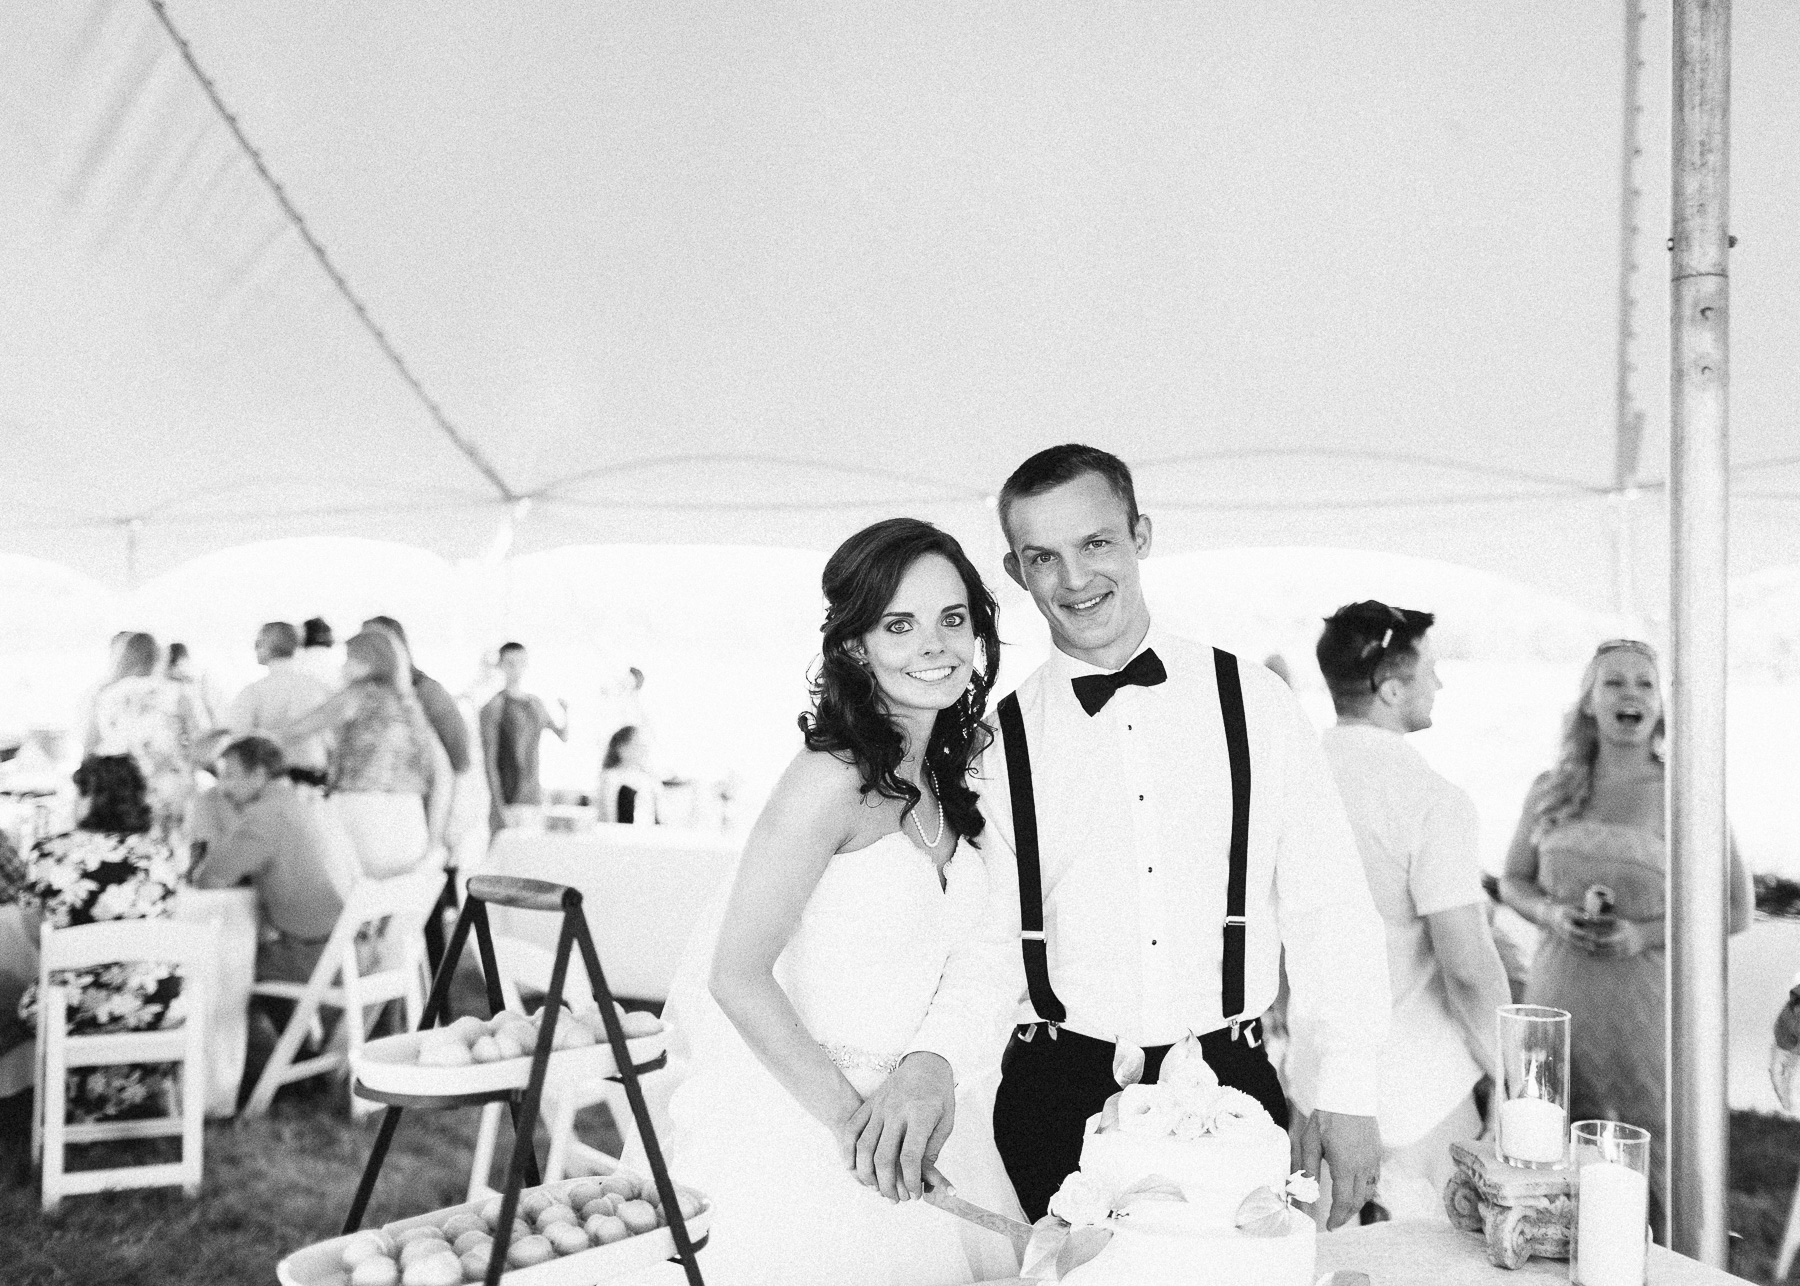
[478, 826, 740, 1003]
[974, 1219, 1755, 1285]
[172, 885, 258, 1118]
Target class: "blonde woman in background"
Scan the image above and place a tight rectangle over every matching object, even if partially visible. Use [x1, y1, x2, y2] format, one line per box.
[86, 632, 204, 838]
[1499, 638, 1751, 1236]
[279, 628, 450, 879]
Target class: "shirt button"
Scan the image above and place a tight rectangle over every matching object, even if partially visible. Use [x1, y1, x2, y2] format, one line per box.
[1151, 939, 1158, 946]
[1138, 794, 1144, 801]
[1147, 866, 1153, 873]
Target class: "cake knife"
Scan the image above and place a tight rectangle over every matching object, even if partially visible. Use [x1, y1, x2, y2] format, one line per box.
[921, 1178, 1034, 1258]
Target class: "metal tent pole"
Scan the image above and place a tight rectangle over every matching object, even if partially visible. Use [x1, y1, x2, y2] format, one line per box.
[1668, 0, 1731, 1265]
[1611, 0, 1648, 622]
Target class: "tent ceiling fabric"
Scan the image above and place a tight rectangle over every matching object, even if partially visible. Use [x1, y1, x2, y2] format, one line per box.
[3, 1, 1796, 603]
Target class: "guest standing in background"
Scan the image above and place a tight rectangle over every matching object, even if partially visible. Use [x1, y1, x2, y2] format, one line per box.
[479, 642, 568, 832]
[299, 617, 341, 689]
[599, 725, 660, 825]
[1499, 638, 1752, 1237]
[86, 632, 203, 838]
[277, 629, 450, 879]
[361, 616, 472, 784]
[9, 756, 186, 1122]
[1312, 601, 1511, 1221]
[163, 642, 221, 730]
[226, 622, 334, 788]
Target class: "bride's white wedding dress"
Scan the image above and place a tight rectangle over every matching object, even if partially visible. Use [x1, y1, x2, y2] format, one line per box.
[657, 830, 1022, 1285]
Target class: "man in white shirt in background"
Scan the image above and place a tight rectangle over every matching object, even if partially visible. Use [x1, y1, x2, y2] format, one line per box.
[1310, 600, 1512, 1221]
[846, 444, 1391, 1228]
[226, 622, 333, 787]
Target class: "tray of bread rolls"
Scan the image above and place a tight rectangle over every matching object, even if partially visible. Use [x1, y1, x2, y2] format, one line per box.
[352, 1006, 665, 1100]
[276, 1171, 709, 1286]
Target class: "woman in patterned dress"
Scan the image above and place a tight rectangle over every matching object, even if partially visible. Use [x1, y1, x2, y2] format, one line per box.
[9, 755, 188, 1121]
[86, 632, 205, 839]
[1499, 639, 1752, 1235]
[278, 628, 451, 879]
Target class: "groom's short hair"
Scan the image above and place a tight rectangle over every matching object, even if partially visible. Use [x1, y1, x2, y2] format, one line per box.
[998, 444, 1140, 547]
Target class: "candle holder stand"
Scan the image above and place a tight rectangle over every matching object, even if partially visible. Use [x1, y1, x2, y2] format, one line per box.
[1444, 1139, 1573, 1270]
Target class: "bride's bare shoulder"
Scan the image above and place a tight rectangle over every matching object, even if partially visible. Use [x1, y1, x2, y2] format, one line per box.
[753, 748, 869, 837]
[775, 746, 866, 803]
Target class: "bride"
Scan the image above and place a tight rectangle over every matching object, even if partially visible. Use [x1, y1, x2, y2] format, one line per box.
[657, 517, 1023, 1285]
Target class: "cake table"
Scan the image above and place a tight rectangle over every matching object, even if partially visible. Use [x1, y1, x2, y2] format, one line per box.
[975, 1217, 1758, 1285]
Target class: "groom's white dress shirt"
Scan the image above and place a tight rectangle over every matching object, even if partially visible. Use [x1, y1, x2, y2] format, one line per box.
[908, 628, 1391, 1118]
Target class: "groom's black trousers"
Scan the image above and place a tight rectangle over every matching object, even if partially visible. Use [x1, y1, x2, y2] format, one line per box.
[992, 1018, 1289, 1222]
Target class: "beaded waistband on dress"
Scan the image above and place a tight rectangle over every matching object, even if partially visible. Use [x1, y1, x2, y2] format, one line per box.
[818, 1042, 901, 1075]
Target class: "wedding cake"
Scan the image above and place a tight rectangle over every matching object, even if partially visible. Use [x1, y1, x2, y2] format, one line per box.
[1040, 1037, 1317, 1286]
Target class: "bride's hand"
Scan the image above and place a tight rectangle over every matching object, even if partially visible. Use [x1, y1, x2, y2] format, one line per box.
[838, 1052, 956, 1203]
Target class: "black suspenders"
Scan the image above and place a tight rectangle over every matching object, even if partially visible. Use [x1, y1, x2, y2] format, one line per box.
[997, 647, 1253, 1029]
[996, 690, 1067, 1026]
[1213, 647, 1252, 1021]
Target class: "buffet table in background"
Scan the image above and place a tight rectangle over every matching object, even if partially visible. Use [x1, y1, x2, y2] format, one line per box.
[477, 825, 740, 1002]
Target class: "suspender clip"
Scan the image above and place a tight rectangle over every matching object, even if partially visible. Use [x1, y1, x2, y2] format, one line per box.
[1223, 915, 1247, 928]
[1021, 930, 1046, 942]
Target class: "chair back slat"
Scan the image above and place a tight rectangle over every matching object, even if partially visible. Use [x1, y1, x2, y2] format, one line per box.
[39, 918, 213, 976]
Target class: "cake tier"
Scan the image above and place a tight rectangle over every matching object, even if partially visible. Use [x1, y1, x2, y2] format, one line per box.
[1062, 1212, 1316, 1286]
[1077, 1115, 1291, 1228]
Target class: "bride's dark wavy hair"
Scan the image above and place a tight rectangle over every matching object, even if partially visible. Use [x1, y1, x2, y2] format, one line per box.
[800, 518, 1001, 846]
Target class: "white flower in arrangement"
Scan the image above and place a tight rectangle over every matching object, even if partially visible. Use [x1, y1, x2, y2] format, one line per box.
[1285, 1171, 1321, 1206]
[1115, 1082, 1183, 1137]
[1047, 1172, 1114, 1228]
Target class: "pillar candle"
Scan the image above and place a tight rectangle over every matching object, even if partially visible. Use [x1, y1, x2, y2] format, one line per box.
[1497, 1096, 1566, 1165]
[1576, 1160, 1649, 1286]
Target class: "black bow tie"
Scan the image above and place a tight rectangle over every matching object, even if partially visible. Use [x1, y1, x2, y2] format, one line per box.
[1070, 648, 1167, 716]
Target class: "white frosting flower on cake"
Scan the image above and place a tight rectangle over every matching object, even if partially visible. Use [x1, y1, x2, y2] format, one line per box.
[1115, 1082, 1183, 1137]
[1285, 1171, 1321, 1205]
[1157, 1032, 1221, 1097]
[1047, 1171, 1114, 1228]
[1193, 1086, 1272, 1137]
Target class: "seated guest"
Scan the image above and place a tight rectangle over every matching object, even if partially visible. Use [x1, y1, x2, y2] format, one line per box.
[226, 622, 334, 788]
[190, 736, 345, 984]
[1308, 601, 1512, 1221]
[10, 755, 185, 1122]
[598, 725, 660, 825]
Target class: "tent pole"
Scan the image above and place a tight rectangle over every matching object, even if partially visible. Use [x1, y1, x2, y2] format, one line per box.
[1668, 0, 1730, 1265]
[1612, 0, 1647, 622]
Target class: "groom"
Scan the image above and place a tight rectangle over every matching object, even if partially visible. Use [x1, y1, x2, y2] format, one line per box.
[846, 444, 1391, 1229]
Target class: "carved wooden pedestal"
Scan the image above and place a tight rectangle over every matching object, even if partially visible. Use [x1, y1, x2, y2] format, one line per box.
[1442, 1139, 1574, 1270]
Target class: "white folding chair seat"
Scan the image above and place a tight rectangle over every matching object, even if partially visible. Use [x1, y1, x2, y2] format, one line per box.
[32, 917, 213, 1211]
[242, 867, 443, 1118]
[466, 934, 665, 1200]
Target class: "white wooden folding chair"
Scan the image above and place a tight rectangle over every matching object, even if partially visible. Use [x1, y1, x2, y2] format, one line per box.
[32, 917, 213, 1211]
[466, 934, 665, 1199]
[242, 867, 443, 1118]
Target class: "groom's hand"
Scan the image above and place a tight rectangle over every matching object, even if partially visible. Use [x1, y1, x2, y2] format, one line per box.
[839, 1051, 955, 1202]
[1293, 1109, 1381, 1229]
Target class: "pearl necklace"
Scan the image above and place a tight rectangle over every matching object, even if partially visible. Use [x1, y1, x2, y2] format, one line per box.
[910, 768, 945, 849]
